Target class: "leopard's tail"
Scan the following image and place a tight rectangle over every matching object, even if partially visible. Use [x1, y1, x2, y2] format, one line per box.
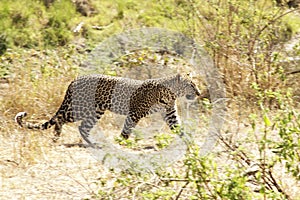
[15, 112, 56, 130]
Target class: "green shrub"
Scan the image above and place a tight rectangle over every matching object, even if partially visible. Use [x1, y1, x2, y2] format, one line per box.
[42, 0, 78, 46]
[0, 0, 80, 50]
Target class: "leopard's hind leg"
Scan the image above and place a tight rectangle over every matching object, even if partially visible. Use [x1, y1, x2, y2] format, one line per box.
[78, 110, 104, 146]
[52, 114, 67, 142]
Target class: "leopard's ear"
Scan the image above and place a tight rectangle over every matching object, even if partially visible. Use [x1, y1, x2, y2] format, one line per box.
[176, 73, 182, 82]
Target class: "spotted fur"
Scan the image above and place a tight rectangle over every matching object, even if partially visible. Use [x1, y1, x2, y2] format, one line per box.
[15, 74, 200, 145]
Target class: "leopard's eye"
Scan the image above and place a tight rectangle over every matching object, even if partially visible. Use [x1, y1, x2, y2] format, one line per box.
[185, 94, 196, 100]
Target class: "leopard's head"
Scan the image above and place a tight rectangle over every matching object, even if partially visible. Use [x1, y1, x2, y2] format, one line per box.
[176, 74, 201, 100]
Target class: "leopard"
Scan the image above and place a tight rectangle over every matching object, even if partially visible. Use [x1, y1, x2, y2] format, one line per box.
[15, 73, 201, 146]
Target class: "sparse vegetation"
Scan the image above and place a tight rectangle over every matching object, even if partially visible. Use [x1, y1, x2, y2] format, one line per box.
[0, 0, 299, 199]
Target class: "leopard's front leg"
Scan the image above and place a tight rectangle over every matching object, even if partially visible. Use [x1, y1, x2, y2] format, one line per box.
[162, 106, 183, 136]
[120, 112, 143, 139]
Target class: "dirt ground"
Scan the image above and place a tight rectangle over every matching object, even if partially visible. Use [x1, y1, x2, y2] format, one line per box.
[0, 70, 209, 199]
[1, 76, 299, 199]
[0, 125, 104, 200]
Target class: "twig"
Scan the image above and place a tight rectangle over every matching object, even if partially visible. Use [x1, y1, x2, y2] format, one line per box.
[132, 178, 162, 200]
[219, 135, 251, 166]
[267, 168, 291, 200]
[160, 178, 189, 182]
[286, 69, 300, 75]
[91, 23, 113, 30]
[175, 181, 189, 200]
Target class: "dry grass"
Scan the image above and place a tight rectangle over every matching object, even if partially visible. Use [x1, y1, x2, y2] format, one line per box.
[0, 49, 206, 199]
[0, 126, 103, 199]
[0, 49, 103, 199]
[1, 112, 299, 199]
[0, 49, 299, 199]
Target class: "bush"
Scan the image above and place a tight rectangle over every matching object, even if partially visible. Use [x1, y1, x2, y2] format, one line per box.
[0, 0, 80, 50]
[175, 0, 300, 104]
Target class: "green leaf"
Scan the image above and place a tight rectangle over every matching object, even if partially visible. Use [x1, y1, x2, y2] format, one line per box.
[263, 113, 272, 127]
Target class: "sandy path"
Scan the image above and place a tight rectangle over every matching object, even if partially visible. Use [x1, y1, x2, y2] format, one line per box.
[0, 126, 103, 200]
